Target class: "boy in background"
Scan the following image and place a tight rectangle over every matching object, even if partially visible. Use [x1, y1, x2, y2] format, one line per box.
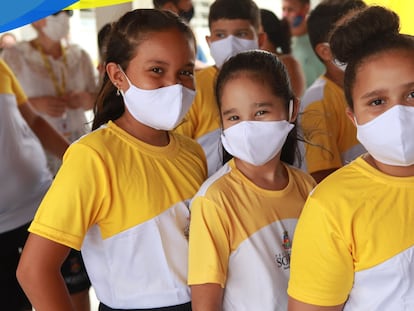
[175, 0, 264, 176]
[300, 0, 366, 182]
[282, 0, 324, 88]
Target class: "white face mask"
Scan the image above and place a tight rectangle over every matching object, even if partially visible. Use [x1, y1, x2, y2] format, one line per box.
[333, 58, 347, 71]
[42, 13, 70, 42]
[119, 68, 195, 130]
[221, 120, 294, 166]
[356, 105, 414, 166]
[209, 35, 259, 69]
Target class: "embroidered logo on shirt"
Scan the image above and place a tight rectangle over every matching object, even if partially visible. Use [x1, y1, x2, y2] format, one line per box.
[275, 230, 291, 270]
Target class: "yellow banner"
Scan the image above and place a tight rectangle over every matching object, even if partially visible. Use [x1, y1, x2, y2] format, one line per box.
[364, 0, 414, 35]
[66, 0, 133, 10]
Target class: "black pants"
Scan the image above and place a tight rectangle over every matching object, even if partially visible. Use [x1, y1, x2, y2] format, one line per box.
[99, 301, 192, 311]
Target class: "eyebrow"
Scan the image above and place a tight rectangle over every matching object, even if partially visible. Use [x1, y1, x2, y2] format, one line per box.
[144, 60, 195, 67]
[360, 82, 414, 99]
[221, 102, 273, 116]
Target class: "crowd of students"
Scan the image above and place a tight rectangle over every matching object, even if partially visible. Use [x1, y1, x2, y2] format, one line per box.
[1, 0, 414, 310]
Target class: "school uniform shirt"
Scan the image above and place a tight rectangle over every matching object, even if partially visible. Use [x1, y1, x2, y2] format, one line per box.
[300, 76, 365, 174]
[288, 156, 414, 310]
[175, 65, 222, 176]
[2, 41, 97, 174]
[188, 159, 316, 310]
[0, 59, 52, 233]
[29, 122, 207, 309]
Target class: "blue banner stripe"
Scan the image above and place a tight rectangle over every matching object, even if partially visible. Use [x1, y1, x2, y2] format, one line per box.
[1, 0, 77, 32]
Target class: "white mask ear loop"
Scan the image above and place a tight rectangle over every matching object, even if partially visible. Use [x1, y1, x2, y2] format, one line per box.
[288, 99, 294, 122]
[117, 64, 132, 88]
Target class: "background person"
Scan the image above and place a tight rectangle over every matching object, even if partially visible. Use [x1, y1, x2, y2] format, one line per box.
[281, 0, 324, 88]
[299, 0, 366, 182]
[260, 8, 306, 97]
[0, 58, 68, 311]
[2, 10, 97, 175]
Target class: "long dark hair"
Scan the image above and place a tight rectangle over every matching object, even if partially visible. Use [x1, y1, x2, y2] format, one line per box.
[215, 50, 300, 165]
[92, 9, 196, 130]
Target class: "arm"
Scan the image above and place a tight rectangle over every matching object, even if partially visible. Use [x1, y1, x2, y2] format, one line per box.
[19, 101, 69, 159]
[191, 283, 223, 311]
[17, 233, 75, 311]
[29, 96, 67, 117]
[288, 296, 344, 311]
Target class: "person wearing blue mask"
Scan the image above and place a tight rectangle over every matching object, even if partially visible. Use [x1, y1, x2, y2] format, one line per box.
[16, 9, 207, 311]
[282, 0, 324, 88]
[188, 50, 316, 311]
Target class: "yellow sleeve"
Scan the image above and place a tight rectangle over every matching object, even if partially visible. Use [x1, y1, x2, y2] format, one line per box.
[188, 195, 230, 287]
[29, 141, 109, 250]
[287, 194, 354, 306]
[0, 59, 28, 105]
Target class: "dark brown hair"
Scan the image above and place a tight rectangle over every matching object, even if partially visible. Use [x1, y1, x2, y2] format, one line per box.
[92, 9, 196, 130]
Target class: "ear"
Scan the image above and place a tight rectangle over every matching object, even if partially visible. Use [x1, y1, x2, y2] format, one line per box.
[289, 97, 300, 122]
[205, 35, 212, 48]
[314, 42, 332, 63]
[106, 62, 128, 92]
[257, 32, 266, 50]
[346, 107, 356, 127]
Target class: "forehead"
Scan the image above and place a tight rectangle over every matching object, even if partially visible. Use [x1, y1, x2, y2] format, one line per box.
[282, 0, 305, 10]
[221, 73, 281, 104]
[130, 29, 195, 66]
[210, 18, 256, 33]
[353, 49, 414, 95]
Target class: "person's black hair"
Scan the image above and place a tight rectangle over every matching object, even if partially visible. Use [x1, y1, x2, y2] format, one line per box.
[307, 0, 366, 53]
[330, 5, 414, 110]
[208, 0, 261, 32]
[260, 8, 291, 54]
[92, 9, 196, 130]
[97, 23, 112, 61]
[153, 0, 180, 9]
[215, 50, 299, 165]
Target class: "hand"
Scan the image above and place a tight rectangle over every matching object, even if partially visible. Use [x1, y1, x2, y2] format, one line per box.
[65, 91, 96, 110]
[30, 96, 68, 117]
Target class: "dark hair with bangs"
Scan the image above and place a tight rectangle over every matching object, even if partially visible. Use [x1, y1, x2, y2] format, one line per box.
[208, 0, 261, 32]
[92, 9, 196, 130]
[215, 50, 300, 165]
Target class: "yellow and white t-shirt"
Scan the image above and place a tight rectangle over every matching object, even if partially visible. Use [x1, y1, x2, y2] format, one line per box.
[175, 66, 222, 176]
[300, 76, 365, 174]
[0, 59, 52, 233]
[29, 122, 207, 309]
[288, 156, 414, 310]
[188, 159, 316, 310]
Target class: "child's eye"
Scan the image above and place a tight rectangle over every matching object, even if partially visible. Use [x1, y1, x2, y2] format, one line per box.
[228, 115, 239, 121]
[407, 91, 414, 99]
[255, 110, 267, 116]
[215, 33, 226, 39]
[369, 99, 385, 106]
[179, 70, 194, 78]
[235, 31, 249, 38]
[151, 67, 163, 74]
